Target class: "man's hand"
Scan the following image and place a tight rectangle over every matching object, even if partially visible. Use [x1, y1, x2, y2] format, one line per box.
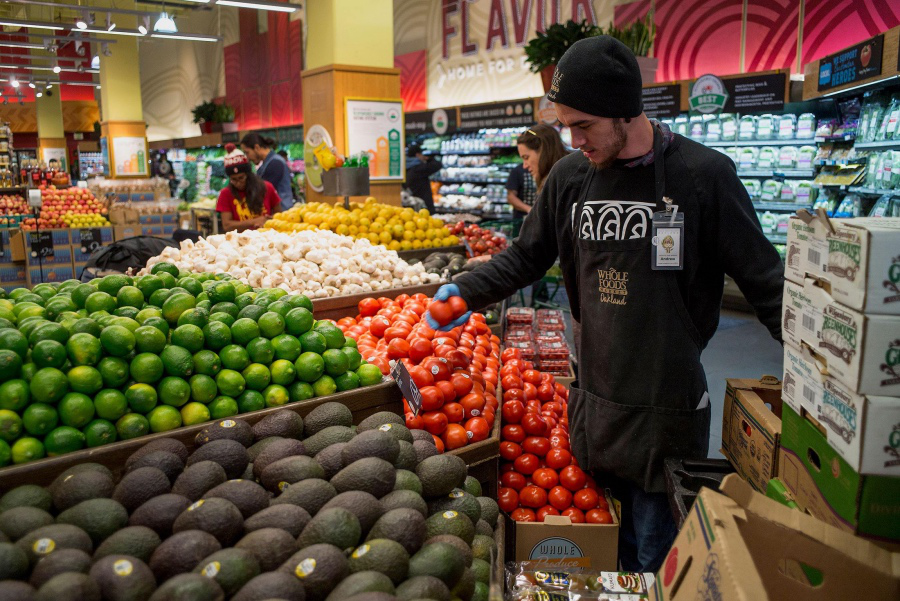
[425, 283, 472, 331]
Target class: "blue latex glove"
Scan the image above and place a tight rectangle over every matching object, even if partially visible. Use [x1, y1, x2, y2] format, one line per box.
[425, 283, 472, 331]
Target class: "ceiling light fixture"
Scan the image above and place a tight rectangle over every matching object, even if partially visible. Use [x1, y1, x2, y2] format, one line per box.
[153, 12, 177, 34]
[52, 61, 61, 74]
[75, 40, 86, 56]
[10, 77, 18, 88]
[0, 18, 66, 32]
[46, 83, 52, 89]
[215, 0, 298, 12]
[0, 41, 43, 50]
[102, 43, 111, 57]
[138, 16, 149, 35]
[107, 13, 116, 31]
[28, 82, 35, 88]
[91, 55, 100, 69]
[36, 91, 42, 97]
[151, 32, 220, 43]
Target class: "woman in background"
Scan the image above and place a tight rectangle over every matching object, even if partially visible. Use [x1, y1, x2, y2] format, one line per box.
[217, 144, 280, 232]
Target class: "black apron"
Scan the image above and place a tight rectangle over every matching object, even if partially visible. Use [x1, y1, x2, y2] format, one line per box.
[567, 130, 710, 494]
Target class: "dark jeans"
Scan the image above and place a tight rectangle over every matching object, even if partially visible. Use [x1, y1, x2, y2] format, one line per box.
[605, 475, 677, 573]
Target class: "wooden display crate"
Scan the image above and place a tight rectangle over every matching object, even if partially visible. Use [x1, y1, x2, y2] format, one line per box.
[397, 245, 467, 262]
[0, 380, 402, 491]
[311, 282, 442, 321]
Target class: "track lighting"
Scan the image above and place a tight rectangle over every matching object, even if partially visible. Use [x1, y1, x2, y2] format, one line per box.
[91, 55, 100, 69]
[153, 12, 177, 34]
[107, 13, 116, 32]
[52, 62, 61, 74]
[102, 43, 111, 57]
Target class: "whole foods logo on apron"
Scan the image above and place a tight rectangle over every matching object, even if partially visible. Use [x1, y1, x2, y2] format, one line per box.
[573, 200, 655, 241]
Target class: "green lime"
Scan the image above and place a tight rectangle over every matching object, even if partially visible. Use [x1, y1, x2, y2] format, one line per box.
[172, 324, 205, 353]
[29, 322, 69, 346]
[237, 390, 265, 413]
[266, 301, 290, 317]
[234, 293, 256, 310]
[0, 409, 23, 442]
[135, 307, 163, 325]
[147, 405, 183, 433]
[148, 288, 173, 308]
[161, 345, 194, 378]
[97, 274, 132, 298]
[177, 307, 209, 329]
[44, 297, 76, 320]
[84, 419, 117, 447]
[216, 369, 245, 398]
[116, 286, 144, 309]
[136, 275, 164, 301]
[202, 321, 232, 352]
[322, 349, 349, 377]
[70, 283, 98, 309]
[210, 302, 239, 319]
[177, 277, 203, 298]
[258, 312, 285, 338]
[299, 331, 327, 355]
[288, 381, 314, 403]
[0, 440, 9, 466]
[98, 357, 130, 388]
[262, 384, 289, 407]
[180, 402, 211, 426]
[142, 316, 170, 338]
[334, 371, 360, 392]
[58, 392, 95, 428]
[0, 379, 30, 412]
[11, 437, 44, 464]
[85, 291, 117, 314]
[208, 396, 239, 420]
[30, 367, 69, 404]
[271, 334, 302, 362]
[67, 366, 103, 395]
[125, 383, 158, 413]
[99, 325, 135, 357]
[0, 329, 28, 360]
[159, 377, 191, 408]
[230, 320, 260, 349]
[134, 326, 167, 354]
[219, 345, 250, 371]
[44, 426, 85, 456]
[193, 350, 222, 377]
[22, 403, 58, 436]
[130, 353, 164, 384]
[116, 413, 150, 440]
[237, 305, 266, 322]
[315, 322, 347, 350]
[209, 312, 236, 328]
[242, 363, 271, 391]
[357, 364, 383, 387]
[65, 333, 102, 367]
[284, 308, 314, 337]
[341, 347, 362, 371]
[17, 317, 48, 339]
[343, 336, 358, 349]
[0, 349, 22, 380]
[269, 359, 296, 387]
[21, 363, 38, 382]
[244, 338, 273, 365]
[156, 272, 177, 290]
[94, 389, 128, 421]
[109, 316, 140, 333]
[113, 306, 141, 320]
[151, 262, 179, 278]
[294, 352, 325, 383]
[30, 284, 57, 301]
[208, 281, 236, 304]
[162, 293, 197, 326]
[312, 375, 337, 397]
[189, 374, 218, 404]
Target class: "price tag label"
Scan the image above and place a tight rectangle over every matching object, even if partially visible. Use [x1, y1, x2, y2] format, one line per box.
[390, 359, 423, 416]
[30, 231, 54, 259]
[79, 228, 103, 254]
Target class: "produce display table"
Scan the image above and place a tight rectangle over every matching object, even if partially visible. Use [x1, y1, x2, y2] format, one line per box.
[311, 282, 442, 321]
[0, 380, 402, 491]
[397, 245, 467, 262]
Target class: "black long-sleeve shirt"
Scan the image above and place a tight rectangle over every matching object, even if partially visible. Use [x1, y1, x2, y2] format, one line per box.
[406, 157, 443, 211]
[455, 134, 784, 348]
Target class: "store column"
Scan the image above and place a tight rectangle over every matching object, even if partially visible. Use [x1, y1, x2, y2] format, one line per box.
[36, 87, 67, 173]
[302, 0, 402, 205]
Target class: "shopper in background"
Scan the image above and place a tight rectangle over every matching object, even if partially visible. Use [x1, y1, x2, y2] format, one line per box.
[405, 143, 442, 213]
[241, 133, 294, 211]
[217, 144, 281, 232]
[430, 36, 784, 572]
[517, 124, 568, 195]
[506, 165, 536, 218]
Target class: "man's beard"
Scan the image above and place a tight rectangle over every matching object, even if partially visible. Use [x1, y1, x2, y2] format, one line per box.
[588, 120, 627, 170]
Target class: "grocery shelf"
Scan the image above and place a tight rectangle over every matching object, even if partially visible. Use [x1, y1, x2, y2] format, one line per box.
[753, 202, 811, 211]
[705, 139, 816, 147]
[853, 140, 900, 150]
[815, 159, 865, 166]
[424, 150, 493, 156]
[0, 186, 26, 192]
[437, 179, 507, 185]
[814, 135, 856, 143]
[847, 186, 898, 196]
[738, 169, 815, 178]
[766, 234, 787, 244]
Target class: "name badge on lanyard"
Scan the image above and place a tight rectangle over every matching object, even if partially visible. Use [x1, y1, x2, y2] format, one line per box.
[651, 197, 684, 270]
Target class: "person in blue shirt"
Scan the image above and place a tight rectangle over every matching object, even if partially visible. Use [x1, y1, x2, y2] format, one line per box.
[241, 133, 295, 211]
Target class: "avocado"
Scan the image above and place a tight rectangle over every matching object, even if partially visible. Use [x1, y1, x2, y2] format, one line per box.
[0, 506, 54, 541]
[271, 478, 336, 516]
[47, 464, 112, 496]
[348, 538, 409, 584]
[470, 558, 490, 585]
[396, 575, 451, 601]
[410, 429, 435, 444]
[415, 454, 466, 498]
[324, 570, 395, 601]
[148, 573, 224, 601]
[297, 507, 361, 551]
[232, 572, 305, 601]
[471, 535, 495, 563]
[392, 470, 423, 495]
[393, 440, 417, 471]
[247, 436, 284, 462]
[126, 437, 189, 466]
[374, 423, 414, 444]
[302, 425, 354, 456]
[149, 529, 221, 582]
[126, 451, 184, 483]
[171, 461, 227, 501]
[128, 493, 192, 538]
[412, 440, 439, 464]
[462, 476, 482, 497]
[251, 410, 304, 441]
[17, 524, 93, 564]
[89, 554, 157, 601]
[321, 491, 384, 535]
[195, 418, 254, 448]
[428, 489, 481, 526]
[408, 542, 465, 588]
[473, 581, 489, 601]
[424, 510, 474, 545]
[186, 439, 250, 480]
[93, 526, 161, 563]
[451, 567, 475, 601]
[112, 467, 171, 512]
[379, 490, 428, 517]
[278, 543, 348, 601]
[0, 580, 36, 601]
[204, 480, 270, 519]
[34, 572, 100, 601]
[475, 497, 499, 529]
[424, 534, 472, 567]
[357, 411, 404, 432]
[252, 439, 308, 480]
[343, 593, 397, 601]
[52, 470, 115, 512]
[475, 519, 493, 537]
[243, 504, 311, 538]
[28, 548, 91, 587]
[172, 497, 244, 546]
[314, 442, 348, 479]
[331, 457, 396, 499]
[260, 455, 325, 493]
[0, 541, 29, 579]
[234, 527, 298, 571]
[194, 548, 261, 598]
[303, 401, 352, 437]
[341, 429, 400, 466]
[366, 508, 426, 555]
[56, 498, 129, 545]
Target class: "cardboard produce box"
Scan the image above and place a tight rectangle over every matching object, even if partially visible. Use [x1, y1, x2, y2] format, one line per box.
[650, 474, 900, 600]
[826, 218, 900, 315]
[114, 225, 141, 241]
[782, 277, 900, 397]
[71, 227, 114, 265]
[27, 263, 75, 286]
[0, 264, 27, 288]
[720, 376, 783, 493]
[785, 214, 832, 285]
[108, 205, 139, 225]
[779, 403, 900, 545]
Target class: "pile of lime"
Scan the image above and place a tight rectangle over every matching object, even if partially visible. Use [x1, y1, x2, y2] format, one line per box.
[0, 262, 385, 465]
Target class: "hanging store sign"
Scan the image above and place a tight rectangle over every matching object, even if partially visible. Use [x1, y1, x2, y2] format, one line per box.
[818, 34, 884, 92]
[406, 108, 457, 136]
[642, 84, 681, 119]
[689, 74, 729, 114]
[723, 72, 786, 113]
[345, 99, 405, 181]
[458, 98, 535, 130]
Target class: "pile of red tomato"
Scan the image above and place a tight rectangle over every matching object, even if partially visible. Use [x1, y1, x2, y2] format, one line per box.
[336, 293, 501, 453]
[498, 347, 613, 524]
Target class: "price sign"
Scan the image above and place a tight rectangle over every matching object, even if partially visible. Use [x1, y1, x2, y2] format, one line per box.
[79, 229, 103, 254]
[30, 231, 54, 259]
[390, 359, 422, 416]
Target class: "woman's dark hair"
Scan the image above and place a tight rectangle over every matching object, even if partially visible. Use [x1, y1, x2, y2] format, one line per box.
[517, 124, 568, 191]
[230, 170, 267, 215]
[240, 133, 276, 149]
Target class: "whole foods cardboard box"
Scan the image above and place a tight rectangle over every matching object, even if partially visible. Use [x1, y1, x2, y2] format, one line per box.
[720, 376, 783, 493]
[782, 277, 900, 397]
[826, 218, 900, 314]
[779, 403, 900, 545]
[650, 474, 900, 600]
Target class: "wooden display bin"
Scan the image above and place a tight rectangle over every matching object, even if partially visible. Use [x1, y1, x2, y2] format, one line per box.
[311, 282, 442, 321]
[397, 245, 467, 262]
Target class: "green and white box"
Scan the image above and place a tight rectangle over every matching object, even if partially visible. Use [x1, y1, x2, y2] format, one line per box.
[826, 218, 900, 315]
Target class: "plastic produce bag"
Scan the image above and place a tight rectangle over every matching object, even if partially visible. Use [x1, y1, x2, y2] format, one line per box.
[506, 562, 654, 600]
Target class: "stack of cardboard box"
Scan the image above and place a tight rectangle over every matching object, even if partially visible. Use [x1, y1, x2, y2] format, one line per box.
[109, 205, 178, 241]
[779, 214, 900, 547]
[7, 228, 116, 286]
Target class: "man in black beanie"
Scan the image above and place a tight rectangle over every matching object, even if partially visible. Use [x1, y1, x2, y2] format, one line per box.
[436, 35, 785, 572]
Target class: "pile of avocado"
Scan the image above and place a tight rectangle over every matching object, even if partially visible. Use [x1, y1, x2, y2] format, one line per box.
[0, 403, 500, 601]
[407, 253, 467, 278]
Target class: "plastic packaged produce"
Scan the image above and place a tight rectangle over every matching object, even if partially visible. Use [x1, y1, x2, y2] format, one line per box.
[869, 194, 896, 217]
[704, 116, 722, 141]
[777, 114, 797, 140]
[885, 95, 900, 140]
[720, 114, 737, 141]
[816, 118, 837, 138]
[739, 115, 758, 140]
[834, 194, 862, 218]
[866, 100, 885, 142]
[673, 115, 689, 137]
[813, 193, 838, 216]
[689, 116, 705, 139]
[723, 147, 740, 165]
[760, 180, 781, 202]
[741, 179, 761, 199]
[797, 113, 816, 138]
[507, 565, 654, 599]
[757, 147, 777, 168]
[797, 146, 817, 168]
[737, 147, 759, 169]
[779, 181, 797, 202]
[758, 211, 777, 234]
[756, 114, 775, 140]
[795, 181, 817, 205]
[778, 146, 799, 169]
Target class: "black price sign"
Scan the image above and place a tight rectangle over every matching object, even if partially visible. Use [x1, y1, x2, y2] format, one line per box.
[30, 231, 54, 259]
[723, 72, 786, 113]
[642, 84, 681, 119]
[390, 360, 422, 416]
[406, 108, 457, 136]
[818, 34, 883, 92]
[458, 99, 535, 130]
[79, 228, 103, 254]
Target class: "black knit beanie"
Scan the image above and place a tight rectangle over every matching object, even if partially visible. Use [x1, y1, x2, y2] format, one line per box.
[547, 35, 643, 119]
